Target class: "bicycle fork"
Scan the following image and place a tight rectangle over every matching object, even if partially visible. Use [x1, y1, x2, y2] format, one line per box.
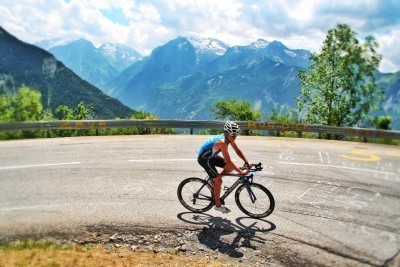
[241, 176, 257, 203]
[245, 183, 257, 203]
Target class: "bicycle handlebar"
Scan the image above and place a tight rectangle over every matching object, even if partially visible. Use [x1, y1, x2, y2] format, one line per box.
[242, 162, 263, 171]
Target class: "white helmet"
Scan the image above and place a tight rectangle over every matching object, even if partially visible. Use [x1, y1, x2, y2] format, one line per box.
[224, 121, 240, 136]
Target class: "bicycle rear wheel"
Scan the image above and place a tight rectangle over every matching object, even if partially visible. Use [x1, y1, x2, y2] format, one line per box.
[177, 177, 214, 212]
[235, 183, 275, 218]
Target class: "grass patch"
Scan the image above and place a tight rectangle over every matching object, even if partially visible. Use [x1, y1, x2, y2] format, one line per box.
[0, 239, 68, 251]
[0, 240, 234, 267]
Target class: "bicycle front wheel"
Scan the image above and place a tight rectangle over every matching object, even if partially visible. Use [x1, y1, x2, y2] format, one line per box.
[235, 183, 275, 218]
[177, 177, 214, 212]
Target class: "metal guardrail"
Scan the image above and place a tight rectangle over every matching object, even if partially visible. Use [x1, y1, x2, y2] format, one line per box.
[0, 119, 399, 139]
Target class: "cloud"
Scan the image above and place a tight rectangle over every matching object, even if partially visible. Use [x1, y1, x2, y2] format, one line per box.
[0, 0, 399, 72]
[378, 28, 400, 73]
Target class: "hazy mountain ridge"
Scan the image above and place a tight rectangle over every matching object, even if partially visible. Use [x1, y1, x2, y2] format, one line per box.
[376, 71, 400, 130]
[0, 27, 135, 119]
[47, 39, 141, 90]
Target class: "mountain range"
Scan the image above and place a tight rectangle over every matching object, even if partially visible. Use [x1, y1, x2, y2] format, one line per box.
[1, 26, 399, 130]
[61, 36, 309, 118]
[0, 27, 135, 119]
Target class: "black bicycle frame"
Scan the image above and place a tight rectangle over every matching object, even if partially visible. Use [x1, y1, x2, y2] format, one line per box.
[197, 174, 257, 204]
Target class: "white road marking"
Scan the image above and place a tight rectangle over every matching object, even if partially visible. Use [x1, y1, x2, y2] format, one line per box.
[0, 202, 127, 212]
[319, 152, 331, 164]
[128, 159, 196, 162]
[0, 204, 61, 211]
[0, 138, 70, 144]
[0, 162, 81, 171]
[277, 162, 395, 175]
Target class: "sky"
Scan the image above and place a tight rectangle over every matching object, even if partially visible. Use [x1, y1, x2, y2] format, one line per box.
[0, 0, 399, 73]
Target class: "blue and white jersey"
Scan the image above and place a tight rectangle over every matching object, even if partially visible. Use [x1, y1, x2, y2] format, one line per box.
[198, 134, 225, 159]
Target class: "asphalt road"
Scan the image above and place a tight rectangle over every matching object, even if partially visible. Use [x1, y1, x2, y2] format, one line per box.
[0, 135, 399, 266]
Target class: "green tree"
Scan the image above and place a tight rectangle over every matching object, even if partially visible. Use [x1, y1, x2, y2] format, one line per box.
[130, 111, 173, 134]
[297, 24, 384, 129]
[40, 109, 55, 121]
[210, 99, 262, 135]
[0, 94, 12, 121]
[0, 86, 43, 122]
[55, 102, 93, 120]
[210, 99, 262, 121]
[131, 111, 158, 120]
[375, 116, 391, 130]
[55, 105, 74, 120]
[54, 102, 94, 137]
[75, 102, 94, 120]
[0, 86, 43, 139]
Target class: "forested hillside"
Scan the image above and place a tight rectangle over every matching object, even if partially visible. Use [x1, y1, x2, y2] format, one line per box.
[0, 27, 135, 119]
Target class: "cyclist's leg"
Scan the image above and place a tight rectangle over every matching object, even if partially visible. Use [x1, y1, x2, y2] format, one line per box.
[210, 156, 228, 207]
[220, 162, 234, 175]
[213, 175, 222, 206]
[216, 164, 233, 205]
[197, 157, 221, 201]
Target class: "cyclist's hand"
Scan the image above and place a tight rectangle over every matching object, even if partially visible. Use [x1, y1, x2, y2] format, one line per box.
[240, 169, 250, 175]
[243, 162, 253, 170]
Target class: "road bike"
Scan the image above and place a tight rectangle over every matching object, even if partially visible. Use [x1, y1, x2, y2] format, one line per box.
[177, 163, 275, 218]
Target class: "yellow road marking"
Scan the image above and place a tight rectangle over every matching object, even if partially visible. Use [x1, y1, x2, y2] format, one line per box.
[340, 150, 381, 162]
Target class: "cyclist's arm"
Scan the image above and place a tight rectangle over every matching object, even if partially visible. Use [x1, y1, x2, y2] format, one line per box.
[230, 140, 250, 165]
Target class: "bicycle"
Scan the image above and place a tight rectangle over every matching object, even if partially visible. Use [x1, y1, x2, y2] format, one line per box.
[177, 162, 275, 218]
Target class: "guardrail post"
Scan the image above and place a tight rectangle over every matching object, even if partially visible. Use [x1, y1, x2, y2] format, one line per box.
[190, 128, 193, 135]
[47, 130, 50, 138]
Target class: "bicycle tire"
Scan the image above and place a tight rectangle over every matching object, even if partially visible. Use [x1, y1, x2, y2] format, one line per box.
[235, 183, 275, 218]
[177, 177, 214, 213]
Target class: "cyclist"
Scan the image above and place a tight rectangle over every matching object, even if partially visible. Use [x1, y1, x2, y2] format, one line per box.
[197, 121, 251, 213]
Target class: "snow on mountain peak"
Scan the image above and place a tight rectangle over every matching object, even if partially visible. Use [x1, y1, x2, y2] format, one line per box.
[284, 49, 297, 57]
[187, 37, 228, 56]
[250, 39, 269, 49]
[101, 43, 118, 56]
[99, 43, 141, 62]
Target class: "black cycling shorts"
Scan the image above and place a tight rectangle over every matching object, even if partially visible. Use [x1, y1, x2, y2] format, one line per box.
[198, 155, 226, 179]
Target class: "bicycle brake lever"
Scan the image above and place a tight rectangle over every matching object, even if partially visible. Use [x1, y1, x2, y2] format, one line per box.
[255, 162, 263, 171]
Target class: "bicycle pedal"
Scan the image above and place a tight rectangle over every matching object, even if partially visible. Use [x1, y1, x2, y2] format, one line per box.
[223, 186, 229, 191]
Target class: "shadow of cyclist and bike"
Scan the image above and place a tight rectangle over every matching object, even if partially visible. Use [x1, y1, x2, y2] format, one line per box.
[177, 212, 276, 258]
